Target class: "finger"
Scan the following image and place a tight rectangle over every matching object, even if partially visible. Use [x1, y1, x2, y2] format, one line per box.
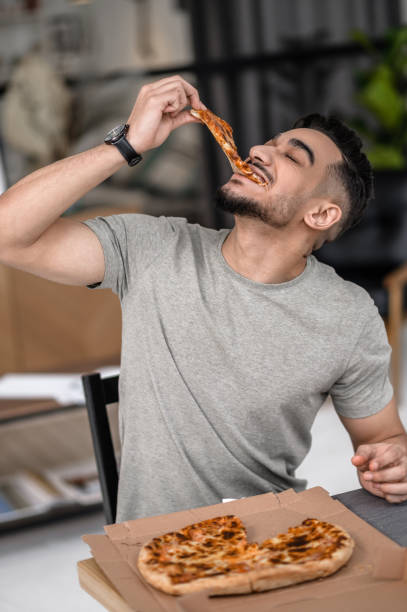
[136, 88, 185, 119]
[170, 109, 200, 129]
[149, 83, 188, 110]
[140, 82, 187, 113]
[175, 77, 206, 110]
[353, 444, 376, 461]
[149, 75, 193, 90]
[163, 91, 188, 114]
[372, 481, 407, 495]
[383, 493, 407, 503]
[352, 450, 373, 471]
[352, 444, 397, 472]
[149, 75, 186, 88]
[170, 108, 202, 121]
[369, 447, 403, 472]
[141, 76, 190, 98]
[360, 478, 387, 498]
[169, 76, 202, 109]
[151, 76, 205, 110]
[352, 454, 369, 466]
[364, 462, 407, 483]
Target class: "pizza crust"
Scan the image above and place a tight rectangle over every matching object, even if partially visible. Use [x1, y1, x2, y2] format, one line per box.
[138, 559, 251, 596]
[138, 550, 354, 597]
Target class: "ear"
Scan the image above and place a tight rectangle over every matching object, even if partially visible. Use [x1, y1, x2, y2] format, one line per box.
[303, 200, 342, 232]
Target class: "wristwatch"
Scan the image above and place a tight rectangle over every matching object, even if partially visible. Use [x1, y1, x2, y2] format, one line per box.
[104, 123, 142, 167]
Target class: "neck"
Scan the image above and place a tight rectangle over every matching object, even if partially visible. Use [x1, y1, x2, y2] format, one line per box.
[222, 218, 313, 284]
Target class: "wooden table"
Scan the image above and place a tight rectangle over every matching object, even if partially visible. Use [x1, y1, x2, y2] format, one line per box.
[78, 558, 134, 612]
[78, 488, 407, 611]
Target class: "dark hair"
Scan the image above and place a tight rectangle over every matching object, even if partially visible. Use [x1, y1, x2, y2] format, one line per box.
[292, 114, 373, 236]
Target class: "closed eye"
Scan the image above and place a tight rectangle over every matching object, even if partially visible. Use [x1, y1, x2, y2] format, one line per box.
[285, 153, 299, 163]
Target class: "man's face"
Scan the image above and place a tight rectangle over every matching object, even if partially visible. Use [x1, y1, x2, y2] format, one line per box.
[216, 128, 343, 229]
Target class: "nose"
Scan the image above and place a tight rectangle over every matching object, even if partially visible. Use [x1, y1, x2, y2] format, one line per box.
[249, 144, 272, 165]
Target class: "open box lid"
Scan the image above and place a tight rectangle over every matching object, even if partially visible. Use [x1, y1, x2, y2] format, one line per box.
[83, 487, 407, 611]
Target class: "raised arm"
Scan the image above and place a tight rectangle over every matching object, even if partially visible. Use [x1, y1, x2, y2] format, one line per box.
[0, 76, 205, 287]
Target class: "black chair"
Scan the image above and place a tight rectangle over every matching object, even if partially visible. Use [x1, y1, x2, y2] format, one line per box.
[81, 372, 119, 525]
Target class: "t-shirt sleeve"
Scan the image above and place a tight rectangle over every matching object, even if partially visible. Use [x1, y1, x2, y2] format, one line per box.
[81, 213, 179, 300]
[330, 301, 393, 418]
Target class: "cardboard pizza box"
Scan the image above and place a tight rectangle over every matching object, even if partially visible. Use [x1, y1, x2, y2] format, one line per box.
[81, 486, 407, 611]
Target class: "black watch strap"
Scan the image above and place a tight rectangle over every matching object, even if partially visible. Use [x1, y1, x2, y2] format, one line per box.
[114, 136, 143, 167]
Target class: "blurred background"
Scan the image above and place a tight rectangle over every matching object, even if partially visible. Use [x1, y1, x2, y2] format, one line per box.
[1, 2, 407, 610]
[1, 0, 407, 375]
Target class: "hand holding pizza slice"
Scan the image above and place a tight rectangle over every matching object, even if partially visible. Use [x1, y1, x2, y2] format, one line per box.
[190, 108, 268, 188]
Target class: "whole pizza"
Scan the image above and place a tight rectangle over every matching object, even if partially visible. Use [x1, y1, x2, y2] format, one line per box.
[137, 515, 354, 596]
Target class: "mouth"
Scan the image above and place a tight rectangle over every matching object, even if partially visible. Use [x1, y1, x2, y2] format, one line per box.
[247, 163, 273, 186]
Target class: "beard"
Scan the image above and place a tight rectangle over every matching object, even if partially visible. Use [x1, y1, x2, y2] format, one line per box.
[215, 183, 305, 229]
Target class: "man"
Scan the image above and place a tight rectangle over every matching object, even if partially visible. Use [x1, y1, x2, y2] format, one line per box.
[0, 76, 406, 521]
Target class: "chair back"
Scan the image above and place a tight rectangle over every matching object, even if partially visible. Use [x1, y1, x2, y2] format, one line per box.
[81, 372, 119, 524]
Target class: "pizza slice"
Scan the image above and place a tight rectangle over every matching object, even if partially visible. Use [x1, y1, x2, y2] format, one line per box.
[137, 515, 354, 596]
[247, 517, 355, 593]
[190, 108, 268, 187]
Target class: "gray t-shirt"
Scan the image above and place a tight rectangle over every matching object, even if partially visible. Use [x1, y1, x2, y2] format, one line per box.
[83, 214, 393, 521]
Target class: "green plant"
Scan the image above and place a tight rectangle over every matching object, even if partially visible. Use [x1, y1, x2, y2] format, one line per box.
[351, 26, 407, 170]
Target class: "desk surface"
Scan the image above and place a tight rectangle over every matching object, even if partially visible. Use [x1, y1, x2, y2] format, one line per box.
[78, 488, 407, 611]
[334, 488, 407, 546]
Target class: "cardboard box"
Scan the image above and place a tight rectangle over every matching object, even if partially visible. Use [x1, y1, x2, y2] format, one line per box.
[82, 487, 407, 611]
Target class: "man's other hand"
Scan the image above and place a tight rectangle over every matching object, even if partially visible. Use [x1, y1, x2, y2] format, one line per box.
[126, 76, 206, 155]
[351, 442, 407, 503]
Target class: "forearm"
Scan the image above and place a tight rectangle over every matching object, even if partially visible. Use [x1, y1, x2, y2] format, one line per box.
[0, 144, 125, 251]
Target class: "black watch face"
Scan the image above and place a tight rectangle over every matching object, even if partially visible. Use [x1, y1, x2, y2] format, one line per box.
[105, 123, 128, 144]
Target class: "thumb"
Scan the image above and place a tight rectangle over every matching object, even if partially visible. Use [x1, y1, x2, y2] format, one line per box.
[352, 445, 376, 471]
[170, 109, 201, 130]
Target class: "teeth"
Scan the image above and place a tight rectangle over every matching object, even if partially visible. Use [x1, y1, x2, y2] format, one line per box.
[254, 172, 268, 184]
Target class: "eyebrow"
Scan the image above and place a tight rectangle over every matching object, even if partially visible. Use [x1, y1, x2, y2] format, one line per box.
[288, 138, 315, 165]
[270, 134, 315, 166]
